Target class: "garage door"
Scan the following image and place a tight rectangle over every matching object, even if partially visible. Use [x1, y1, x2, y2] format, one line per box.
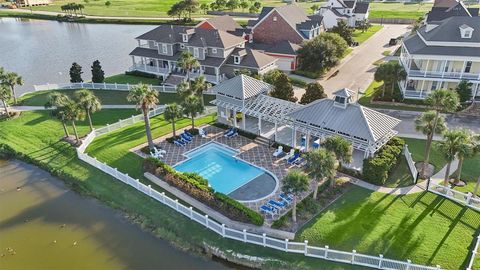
[276, 58, 294, 71]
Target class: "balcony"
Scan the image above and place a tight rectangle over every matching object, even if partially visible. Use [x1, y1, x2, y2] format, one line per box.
[408, 69, 480, 81]
[129, 63, 169, 75]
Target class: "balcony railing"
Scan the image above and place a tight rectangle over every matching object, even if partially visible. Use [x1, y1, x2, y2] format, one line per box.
[129, 64, 170, 75]
[408, 69, 480, 81]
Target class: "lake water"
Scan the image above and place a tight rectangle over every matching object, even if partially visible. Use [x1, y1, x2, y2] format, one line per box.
[0, 159, 232, 270]
[0, 18, 154, 96]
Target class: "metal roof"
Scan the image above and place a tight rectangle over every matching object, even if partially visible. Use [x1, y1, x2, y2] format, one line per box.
[333, 88, 355, 99]
[209, 75, 272, 100]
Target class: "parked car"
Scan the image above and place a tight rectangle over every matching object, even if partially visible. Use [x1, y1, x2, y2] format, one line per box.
[389, 38, 398, 46]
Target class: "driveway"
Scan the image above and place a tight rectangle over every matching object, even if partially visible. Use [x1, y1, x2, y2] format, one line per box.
[293, 24, 410, 99]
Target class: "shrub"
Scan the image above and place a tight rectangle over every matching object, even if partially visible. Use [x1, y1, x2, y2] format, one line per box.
[289, 77, 308, 88]
[213, 122, 257, 140]
[362, 137, 405, 185]
[144, 158, 264, 225]
[271, 142, 292, 154]
[292, 69, 322, 79]
[125, 70, 157, 79]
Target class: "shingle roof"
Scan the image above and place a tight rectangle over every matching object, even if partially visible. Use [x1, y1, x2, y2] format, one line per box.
[203, 16, 241, 32]
[225, 48, 277, 69]
[297, 15, 324, 30]
[342, 0, 355, 8]
[403, 33, 480, 57]
[287, 99, 400, 142]
[129, 47, 181, 61]
[426, 2, 478, 22]
[353, 2, 369, 14]
[210, 75, 272, 100]
[433, 0, 459, 8]
[254, 5, 323, 32]
[136, 25, 188, 43]
[249, 40, 300, 55]
[418, 16, 480, 43]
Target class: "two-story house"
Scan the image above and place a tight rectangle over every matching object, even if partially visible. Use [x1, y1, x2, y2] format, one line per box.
[426, 0, 479, 23]
[399, 16, 480, 100]
[246, 4, 325, 71]
[128, 25, 277, 85]
[317, 0, 370, 29]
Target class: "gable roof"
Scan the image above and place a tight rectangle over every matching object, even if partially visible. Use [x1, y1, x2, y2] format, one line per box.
[403, 33, 480, 57]
[287, 99, 400, 142]
[433, 0, 460, 8]
[210, 75, 272, 100]
[200, 15, 242, 32]
[249, 40, 301, 56]
[225, 48, 278, 69]
[353, 2, 369, 14]
[253, 4, 323, 33]
[426, 1, 478, 22]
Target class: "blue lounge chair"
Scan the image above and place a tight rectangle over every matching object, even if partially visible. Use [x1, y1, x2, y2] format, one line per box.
[287, 152, 300, 164]
[181, 133, 192, 142]
[184, 130, 193, 138]
[260, 205, 277, 216]
[268, 199, 287, 209]
[279, 193, 293, 204]
[224, 127, 233, 135]
[174, 140, 185, 147]
[226, 131, 238, 138]
[224, 128, 236, 137]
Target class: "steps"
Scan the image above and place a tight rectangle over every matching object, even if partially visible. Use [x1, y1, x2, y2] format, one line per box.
[254, 136, 271, 147]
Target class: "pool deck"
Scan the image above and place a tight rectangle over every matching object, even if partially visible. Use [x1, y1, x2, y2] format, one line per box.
[131, 125, 317, 224]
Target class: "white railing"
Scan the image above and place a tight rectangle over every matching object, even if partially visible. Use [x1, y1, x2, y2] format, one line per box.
[129, 64, 170, 75]
[428, 182, 480, 212]
[408, 70, 480, 81]
[74, 109, 441, 270]
[33, 82, 178, 93]
[403, 145, 418, 183]
[467, 235, 480, 270]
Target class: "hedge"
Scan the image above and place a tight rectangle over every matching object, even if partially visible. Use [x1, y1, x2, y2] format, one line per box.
[213, 122, 258, 140]
[144, 158, 264, 226]
[292, 69, 322, 79]
[362, 137, 405, 185]
[125, 70, 158, 79]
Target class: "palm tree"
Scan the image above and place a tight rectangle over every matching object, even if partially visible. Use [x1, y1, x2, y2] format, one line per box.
[391, 62, 407, 96]
[182, 95, 203, 129]
[0, 84, 12, 117]
[164, 103, 183, 137]
[423, 89, 459, 176]
[305, 148, 338, 199]
[75, 89, 101, 132]
[45, 92, 71, 138]
[454, 130, 479, 184]
[127, 84, 158, 151]
[177, 81, 192, 101]
[474, 176, 480, 197]
[415, 110, 447, 177]
[2, 72, 23, 104]
[63, 101, 85, 143]
[282, 169, 310, 223]
[322, 136, 353, 168]
[191, 75, 209, 106]
[437, 129, 468, 187]
[177, 52, 200, 81]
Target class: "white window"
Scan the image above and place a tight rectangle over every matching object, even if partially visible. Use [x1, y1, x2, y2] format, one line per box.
[212, 48, 217, 53]
[194, 47, 199, 58]
[180, 44, 185, 49]
[162, 44, 167, 54]
[273, 16, 277, 22]
[182, 34, 188, 42]
[464, 30, 472, 38]
[234, 56, 240, 64]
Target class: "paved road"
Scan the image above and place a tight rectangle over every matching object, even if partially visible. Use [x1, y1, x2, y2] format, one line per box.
[292, 24, 410, 99]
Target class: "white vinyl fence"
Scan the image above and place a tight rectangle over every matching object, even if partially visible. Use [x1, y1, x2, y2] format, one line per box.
[75, 109, 441, 270]
[427, 182, 480, 212]
[33, 82, 178, 93]
[467, 235, 480, 270]
[403, 145, 418, 183]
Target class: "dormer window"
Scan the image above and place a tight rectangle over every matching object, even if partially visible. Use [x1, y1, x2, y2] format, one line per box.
[234, 56, 241, 64]
[212, 48, 217, 53]
[182, 34, 188, 42]
[459, 24, 474, 39]
[162, 44, 167, 54]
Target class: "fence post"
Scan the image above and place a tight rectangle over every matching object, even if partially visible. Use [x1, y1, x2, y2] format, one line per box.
[406, 259, 411, 270]
[435, 265, 440, 270]
[104, 82, 106, 89]
[127, 83, 130, 90]
[243, 229, 247, 243]
[221, 224, 225, 237]
[378, 254, 384, 268]
[161, 192, 165, 203]
[304, 240, 308, 255]
[148, 185, 152, 196]
[325, 245, 329, 258]
[204, 214, 209, 227]
[81, 82, 84, 88]
[136, 179, 140, 189]
[284, 239, 289, 252]
[115, 82, 118, 89]
[351, 250, 356, 264]
[175, 199, 179, 211]
[262, 233, 266, 247]
[189, 206, 193, 219]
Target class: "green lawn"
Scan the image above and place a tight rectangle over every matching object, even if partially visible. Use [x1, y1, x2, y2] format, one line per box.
[0, 110, 367, 270]
[368, 2, 432, 20]
[297, 186, 480, 270]
[353, 25, 383, 44]
[452, 154, 480, 195]
[402, 137, 446, 175]
[384, 155, 414, 188]
[18, 89, 215, 106]
[104, 74, 160, 85]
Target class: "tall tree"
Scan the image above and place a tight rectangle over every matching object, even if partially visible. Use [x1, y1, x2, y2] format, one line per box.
[454, 130, 479, 184]
[423, 89, 459, 176]
[262, 69, 283, 85]
[305, 148, 338, 198]
[330, 20, 354, 46]
[297, 32, 348, 72]
[127, 84, 159, 150]
[455, 80, 472, 103]
[164, 103, 183, 137]
[182, 95, 203, 129]
[45, 92, 71, 138]
[0, 84, 12, 117]
[226, 0, 239, 11]
[2, 72, 23, 104]
[63, 101, 86, 143]
[239, 0, 249, 12]
[282, 169, 310, 223]
[437, 129, 468, 187]
[322, 136, 353, 167]
[75, 89, 101, 132]
[191, 75, 208, 106]
[299, 82, 326, 104]
[183, 0, 199, 20]
[91, 60, 105, 83]
[200, 3, 209, 14]
[374, 61, 406, 97]
[414, 110, 447, 177]
[69, 62, 83, 83]
[269, 72, 297, 102]
[177, 52, 200, 81]
[177, 81, 192, 101]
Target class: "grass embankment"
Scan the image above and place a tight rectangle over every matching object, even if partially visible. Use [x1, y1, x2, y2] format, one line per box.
[452, 154, 480, 194]
[297, 186, 480, 270]
[353, 25, 383, 44]
[104, 74, 161, 85]
[0, 110, 365, 269]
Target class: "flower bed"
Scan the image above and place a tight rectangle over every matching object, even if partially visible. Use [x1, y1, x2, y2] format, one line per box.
[144, 158, 264, 226]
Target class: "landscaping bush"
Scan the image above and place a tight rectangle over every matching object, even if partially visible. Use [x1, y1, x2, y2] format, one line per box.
[289, 77, 308, 88]
[271, 142, 292, 154]
[125, 70, 158, 79]
[144, 158, 264, 225]
[166, 136, 181, 144]
[362, 137, 405, 185]
[213, 122, 257, 140]
[292, 69, 322, 79]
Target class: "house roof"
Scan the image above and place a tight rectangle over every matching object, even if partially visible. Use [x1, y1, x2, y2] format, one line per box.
[342, 0, 356, 9]
[225, 48, 277, 69]
[333, 88, 355, 99]
[249, 40, 301, 56]
[254, 4, 323, 33]
[418, 16, 480, 43]
[210, 75, 272, 100]
[136, 25, 188, 43]
[202, 15, 241, 32]
[287, 99, 400, 142]
[433, 0, 460, 8]
[403, 33, 480, 57]
[353, 2, 370, 14]
[426, 2, 478, 22]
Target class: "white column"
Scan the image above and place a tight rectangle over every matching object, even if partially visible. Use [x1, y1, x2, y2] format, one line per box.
[460, 60, 467, 78]
[441, 60, 447, 78]
[420, 80, 426, 96]
[241, 113, 246, 130]
[424, 59, 429, 77]
[292, 126, 297, 148]
[233, 109, 237, 127]
[156, 60, 160, 73]
[131, 56, 135, 66]
[258, 117, 262, 134]
[215, 67, 219, 83]
[143, 57, 147, 71]
[306, 131, 310, 151]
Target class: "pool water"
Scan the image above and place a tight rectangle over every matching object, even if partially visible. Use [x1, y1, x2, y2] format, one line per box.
[174, 143, 265, 195]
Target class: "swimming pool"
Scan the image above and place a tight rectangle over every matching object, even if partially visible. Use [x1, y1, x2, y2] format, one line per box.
[174, 142, 275, 197]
